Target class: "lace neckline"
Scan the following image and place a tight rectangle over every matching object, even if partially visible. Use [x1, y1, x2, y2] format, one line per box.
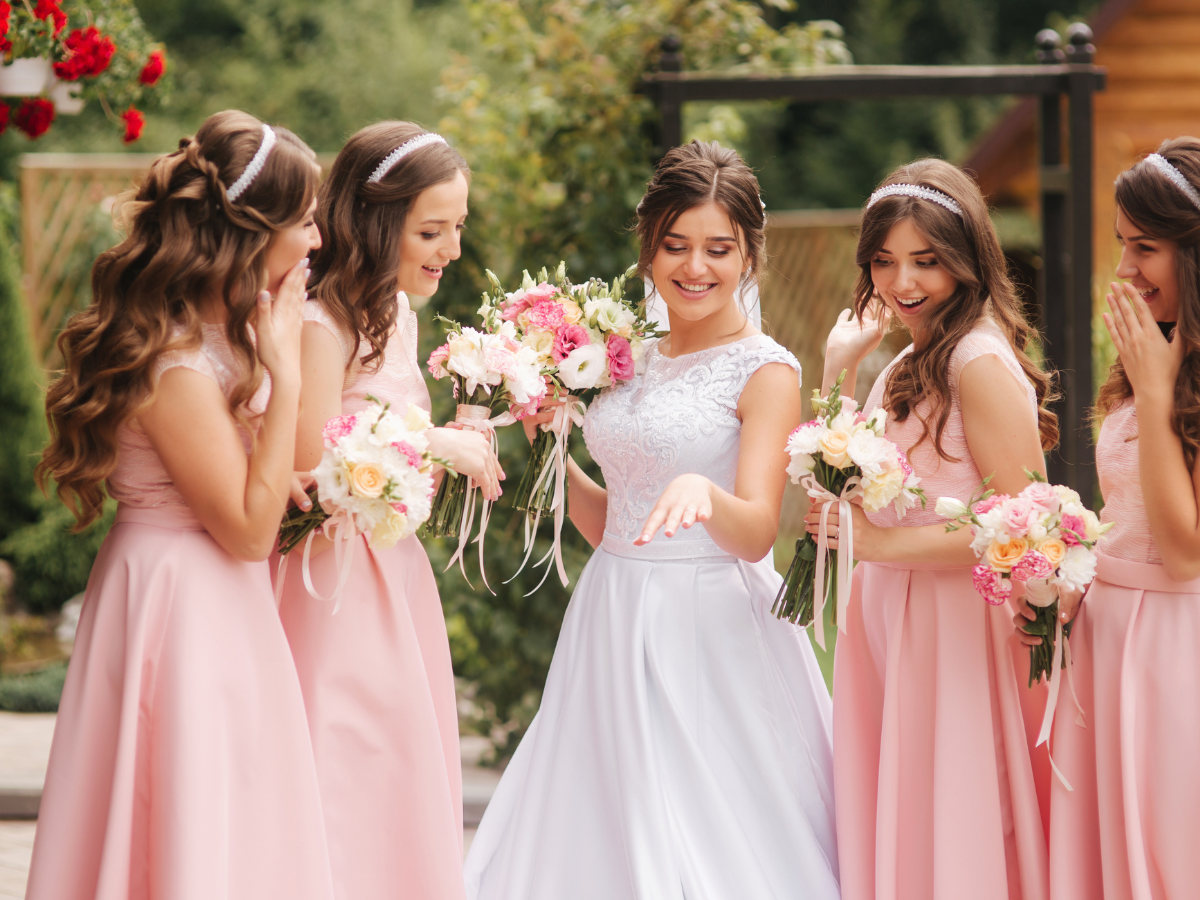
[652, 333, 763, 362]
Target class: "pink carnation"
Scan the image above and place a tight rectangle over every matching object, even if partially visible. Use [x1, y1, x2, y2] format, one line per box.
[391, 440, 422, 469]
[1001, 496, 1039, 537]
[484, 344, 517, 376]
[427, 344, 450, 378]
[390, 501, 408, 516]
[1060, 514, 1085, 546]
[552, 323, 591, 362]
[606, 334, 635, 381]
[1011, 550, 1054, 582]
[973, 493, 1008, 515]
[1021, 481, 1060, 514]
[322, 415, 356, 445]
[972, 564, 1013, 606]
[500, 283, 557, 322]
[526, 298, 567, 332]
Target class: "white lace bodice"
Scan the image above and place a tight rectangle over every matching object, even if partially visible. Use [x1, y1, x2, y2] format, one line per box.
[582, 334, 800, 561]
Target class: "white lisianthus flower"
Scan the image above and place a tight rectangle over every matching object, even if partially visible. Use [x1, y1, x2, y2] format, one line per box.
[1082, 509, 1104, 542]
[1024, 577, 1059, 608]
[1053, 485, 1083, 507]
[935, 496, 971, 520]
[504, 346, 548, 406]
[558, 343, 607, 391]
[1057, 545, 1098, 593]
[866, 406, 887, 435]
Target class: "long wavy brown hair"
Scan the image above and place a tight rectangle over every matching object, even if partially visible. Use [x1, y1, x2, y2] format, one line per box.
[39, 109, 319, 528]
[309, 122, 469, 370]
[1096, 137, 1200, 469]
[854, 158, 1059, 459]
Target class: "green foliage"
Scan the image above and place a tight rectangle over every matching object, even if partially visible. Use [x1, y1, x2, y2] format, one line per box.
[0, 661, 67, 712]
[1, 498, 115, 614]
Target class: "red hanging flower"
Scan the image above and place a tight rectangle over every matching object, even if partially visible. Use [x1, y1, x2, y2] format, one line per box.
[33, 0, 66, 37]
[0, 102, 10, 135]
[0, 3, 12, 54]
[14, 98, 55, 139]
[121, 106, 144, 143]
[53, 26, 117, 81]
[139, 50, 166, 86]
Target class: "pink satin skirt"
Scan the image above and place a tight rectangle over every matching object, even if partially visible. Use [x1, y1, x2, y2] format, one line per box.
[834, 560, 1050, 900]
[276, 533, 464, 900]
[25, 505, 334, 900]
[1049, 553, 1200, 900]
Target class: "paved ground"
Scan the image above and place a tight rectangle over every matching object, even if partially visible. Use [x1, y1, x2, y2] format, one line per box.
[0, 714, 499, 898]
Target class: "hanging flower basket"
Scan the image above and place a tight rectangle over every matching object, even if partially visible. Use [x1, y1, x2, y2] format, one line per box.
[0, 0, 167, 141]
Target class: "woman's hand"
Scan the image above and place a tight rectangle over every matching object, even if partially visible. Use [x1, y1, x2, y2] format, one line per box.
[826, 304, 889, 369]
[1104, 281, 1185, 403]
[521, 396, 575, 445]
[1011, 584, 1083, 647]
[289, 471, 315, 511]
[803, 499, 889, 561]
[426, 427, 504, 501]
[255, 257, 309, 385]
[636, 474, 714, 545]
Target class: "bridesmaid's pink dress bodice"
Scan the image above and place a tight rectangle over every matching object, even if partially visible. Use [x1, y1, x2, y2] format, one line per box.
[303, 294, 430, 416]
[107, 324, 269, 514]
[1095, 400, 1161, 564]
[863, 317, 1037, 528]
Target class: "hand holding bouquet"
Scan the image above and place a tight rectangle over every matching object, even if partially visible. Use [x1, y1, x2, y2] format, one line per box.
[476, 263, 656, 587]
[426, 318, 546, 586]
[277, 397, 437, 609]
[936, 471, 1111, 790]
[774, 371, 924, 645]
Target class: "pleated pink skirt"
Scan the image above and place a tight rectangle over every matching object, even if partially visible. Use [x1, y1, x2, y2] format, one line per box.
[276, 533, 464, 900]
[25, 505, 335, 900]
[1049, 553, 1200, 900]
[833, 560, 1050, 900]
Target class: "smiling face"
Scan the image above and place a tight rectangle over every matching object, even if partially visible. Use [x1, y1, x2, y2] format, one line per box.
[263, 196, 321, 293]
[1115, 205, 1181, 322]
[396, 169, 469, 297]
[650, 201, 750, 327]
[869, 217, 958, 337]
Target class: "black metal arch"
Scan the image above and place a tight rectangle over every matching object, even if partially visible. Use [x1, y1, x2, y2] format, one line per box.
[643, 27, 1106, 503]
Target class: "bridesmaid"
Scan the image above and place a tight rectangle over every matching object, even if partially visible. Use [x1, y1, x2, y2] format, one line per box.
[26, 110, 333, 900]
[275, 122, 500, 900]
[1047, 138, 1200, 900]
[810, 159, 1058, 900]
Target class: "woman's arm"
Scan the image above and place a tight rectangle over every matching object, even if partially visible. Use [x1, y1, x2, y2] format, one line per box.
[1106, 282, 1200, 581]
[806, 353, 1047, 566]
[140, 262, 308, 561]
[295, 322, 347, 472]
[636, 362, 800, 562]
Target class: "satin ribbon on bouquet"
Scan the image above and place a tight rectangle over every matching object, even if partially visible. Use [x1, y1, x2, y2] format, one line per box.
[1031, 593, 1087, 792]
[803, 474, 861, 651]
[274, 510, 358, 614]
[509, 397, 587, 593]
[445, 403, 515, 593]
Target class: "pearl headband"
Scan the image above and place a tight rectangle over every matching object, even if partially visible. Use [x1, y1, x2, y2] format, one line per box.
[1141, 153, 1200, 212]
[367, 133, 448, 184]
[867, 183, 964, 217]
[225, 124, 276, 203]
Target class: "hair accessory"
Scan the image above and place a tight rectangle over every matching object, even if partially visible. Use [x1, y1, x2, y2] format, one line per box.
[367, 133, 448, 184]
[1142, 153, 1200, 212]
[759, 194, 768, 224]
[226, 124, 276, 203]
[866, 183, 964, 217]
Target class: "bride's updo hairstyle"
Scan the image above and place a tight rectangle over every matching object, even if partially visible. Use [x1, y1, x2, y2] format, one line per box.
[1097, 136, 1200, 469]
[309, 121, 469, 370]
[854, 158, 1058, 459]
[635, 140, 766, 295]
[40, 109, 320, 528]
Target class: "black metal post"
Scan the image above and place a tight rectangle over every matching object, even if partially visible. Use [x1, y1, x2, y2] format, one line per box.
[656, 36, 683, 152]
[1065, 24, 1097, 505]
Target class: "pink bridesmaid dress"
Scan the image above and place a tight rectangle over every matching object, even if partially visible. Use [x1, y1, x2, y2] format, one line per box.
[833, 318, 1051, 900]
[275, 295, 464, 900]
[25, 326, 335, 900]
[1048, 400, 1200, 900]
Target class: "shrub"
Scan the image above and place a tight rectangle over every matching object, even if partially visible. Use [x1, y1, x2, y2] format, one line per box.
[0, 661, 67, 712]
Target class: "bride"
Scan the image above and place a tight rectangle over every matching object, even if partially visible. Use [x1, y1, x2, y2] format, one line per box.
[463, 140, 840, 899]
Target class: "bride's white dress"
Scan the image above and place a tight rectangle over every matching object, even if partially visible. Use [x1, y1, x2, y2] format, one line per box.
[463, 334, 840, 900]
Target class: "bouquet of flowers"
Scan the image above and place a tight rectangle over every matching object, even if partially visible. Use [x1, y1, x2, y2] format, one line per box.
[476, 263, 655, 587]
[935, 473, 1110, 687]
[426, 316, 546, 585]
[936, 472, 1110, 789]
[773, 371, 924, 646]
[277, 396, 437, 609]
